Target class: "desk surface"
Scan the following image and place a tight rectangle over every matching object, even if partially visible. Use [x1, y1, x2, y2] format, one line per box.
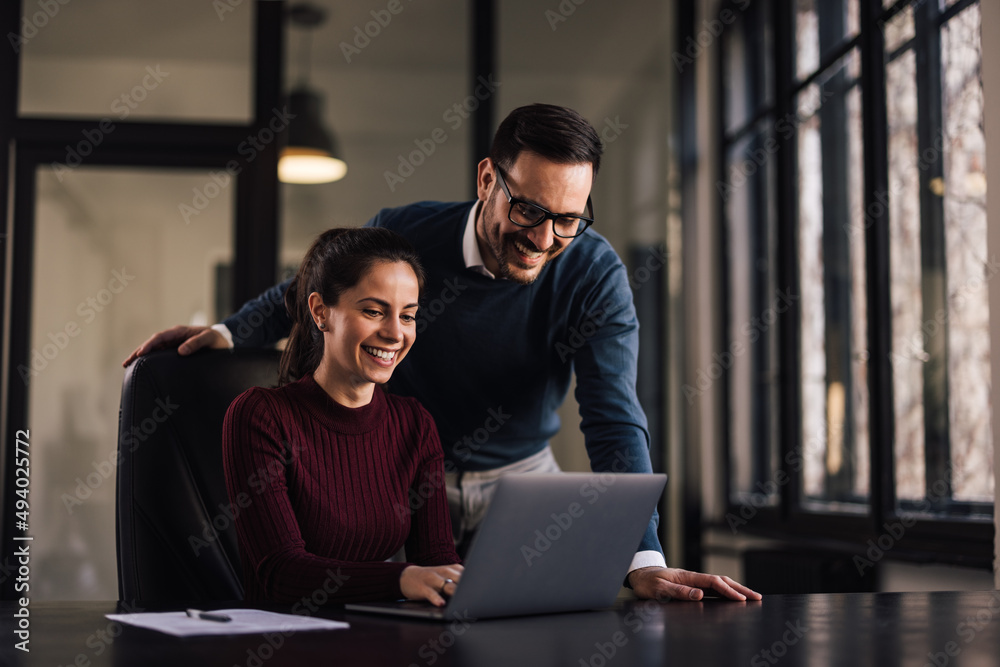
[3, 591, 999, 666]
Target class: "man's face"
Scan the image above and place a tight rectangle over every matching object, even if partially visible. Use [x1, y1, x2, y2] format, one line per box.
[475, 152, 593, 285]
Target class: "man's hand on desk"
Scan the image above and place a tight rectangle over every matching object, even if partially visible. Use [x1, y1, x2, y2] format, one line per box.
[627, 566, 762, 602]
[122, 325, 229, 367]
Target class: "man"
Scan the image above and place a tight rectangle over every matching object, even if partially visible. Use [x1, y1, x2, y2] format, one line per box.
[125, 104, 759, 602]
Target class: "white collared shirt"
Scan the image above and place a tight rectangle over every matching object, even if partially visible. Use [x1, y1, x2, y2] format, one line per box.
[461, 200, 496, 279]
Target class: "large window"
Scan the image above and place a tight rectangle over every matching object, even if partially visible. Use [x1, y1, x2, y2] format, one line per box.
[720, 0, 992, 563]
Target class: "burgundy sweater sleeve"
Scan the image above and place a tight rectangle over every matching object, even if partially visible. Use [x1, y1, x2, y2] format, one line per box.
[223, 389, 408, 603]
[403, 403, 462, 567]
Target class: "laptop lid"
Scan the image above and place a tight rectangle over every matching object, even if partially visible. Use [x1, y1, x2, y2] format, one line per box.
[347, 472, 666, 621]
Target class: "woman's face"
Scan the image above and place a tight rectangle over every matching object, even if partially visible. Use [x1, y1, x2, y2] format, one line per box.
[314, 261, 420, 391]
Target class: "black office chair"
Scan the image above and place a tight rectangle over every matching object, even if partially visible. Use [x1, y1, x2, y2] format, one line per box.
[116, 348, 281, 603]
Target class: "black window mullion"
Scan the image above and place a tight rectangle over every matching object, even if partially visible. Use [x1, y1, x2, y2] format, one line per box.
[0, 0, 20, 585]
[937, 0, 977, 26]
[860, 0, 896, 530]
[775, 0, 802, 522]
[0, 157, 36, 602]
[719, 0, 778, 506]
[471, 0, 496, 199]
[887, 39, 915, 65]
[793, 34, 861, 92]
[724, 105, 778, 145]
[914, 0, 951, 507]
[817, 0, 856, 502]
[677, 0, 704, 573]
[233, 0, 283, 309]
[718, 3, 733, 512]
[879, 0, 914, 30]
[748, 1, 773, 491]
[750, 128, 771, 489]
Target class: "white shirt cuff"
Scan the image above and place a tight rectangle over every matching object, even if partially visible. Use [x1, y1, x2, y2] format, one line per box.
[628, 550, 667, 573]
[211, 323, 235, 349]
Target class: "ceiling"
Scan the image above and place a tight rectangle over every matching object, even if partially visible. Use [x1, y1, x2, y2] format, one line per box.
[20, 0, 675, 230]
[23, 0, 670, 77]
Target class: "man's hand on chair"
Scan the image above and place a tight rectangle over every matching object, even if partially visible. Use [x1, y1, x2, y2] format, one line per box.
[122, 325, 229, 367]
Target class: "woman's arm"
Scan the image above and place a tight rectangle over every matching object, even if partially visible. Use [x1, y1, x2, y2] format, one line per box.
[403, 405, 462, 567]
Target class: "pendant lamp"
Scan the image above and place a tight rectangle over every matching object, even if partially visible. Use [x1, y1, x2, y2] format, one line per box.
[279, 4, 347, 184]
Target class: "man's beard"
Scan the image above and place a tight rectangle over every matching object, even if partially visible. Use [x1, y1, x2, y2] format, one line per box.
[480, 198, 558, 285]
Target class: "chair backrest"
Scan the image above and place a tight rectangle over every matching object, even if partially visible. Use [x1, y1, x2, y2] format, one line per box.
[116, 348, 281, 602]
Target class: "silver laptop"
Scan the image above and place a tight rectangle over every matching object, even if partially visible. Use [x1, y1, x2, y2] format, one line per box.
[345, 472, 667, 621]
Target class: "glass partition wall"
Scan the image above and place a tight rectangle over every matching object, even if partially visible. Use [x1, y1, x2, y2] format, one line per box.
[28, 167, 234, 598]
[5, 0, 255, 600]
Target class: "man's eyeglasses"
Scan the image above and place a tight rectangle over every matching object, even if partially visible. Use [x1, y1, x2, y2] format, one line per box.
[494, 167, 594, 239]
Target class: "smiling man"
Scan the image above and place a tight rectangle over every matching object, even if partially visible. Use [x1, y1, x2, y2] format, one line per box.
[475, 152, 592, 284]
[125, 104, 759, 603]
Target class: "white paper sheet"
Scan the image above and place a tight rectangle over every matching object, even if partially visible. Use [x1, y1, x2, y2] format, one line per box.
[105, 609, 349, 637]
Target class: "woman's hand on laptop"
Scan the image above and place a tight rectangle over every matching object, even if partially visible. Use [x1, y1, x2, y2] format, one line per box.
[400, 564, 465, 607]
[627, 566, 762, 602]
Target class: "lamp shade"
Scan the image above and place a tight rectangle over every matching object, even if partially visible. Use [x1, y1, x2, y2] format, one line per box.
[279, 88, 347, 184]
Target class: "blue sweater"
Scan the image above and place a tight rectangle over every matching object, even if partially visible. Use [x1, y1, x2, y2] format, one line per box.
[224, 201, 661, 555]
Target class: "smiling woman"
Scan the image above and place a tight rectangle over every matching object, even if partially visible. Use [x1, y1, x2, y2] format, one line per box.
[279, 227, 425, 397]
[222, 227, 463, 606]
[308, 261, 421, 405]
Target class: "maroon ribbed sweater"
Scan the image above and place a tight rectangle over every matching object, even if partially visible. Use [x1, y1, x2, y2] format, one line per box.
[222, 374, 460, 603]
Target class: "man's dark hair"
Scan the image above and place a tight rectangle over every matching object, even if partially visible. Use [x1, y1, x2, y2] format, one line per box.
[490, 103, 602, 178]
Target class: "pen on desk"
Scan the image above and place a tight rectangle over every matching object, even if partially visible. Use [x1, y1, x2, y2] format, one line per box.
[186, 609, 232, 623]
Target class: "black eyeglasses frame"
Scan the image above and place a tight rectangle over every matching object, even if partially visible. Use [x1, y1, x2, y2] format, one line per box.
[493, 167, 595, 239]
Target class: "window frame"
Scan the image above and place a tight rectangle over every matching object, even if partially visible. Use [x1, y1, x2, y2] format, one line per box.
[717, 0, 994, 568]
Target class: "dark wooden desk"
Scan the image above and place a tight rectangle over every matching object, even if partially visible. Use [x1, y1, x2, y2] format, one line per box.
[3, 591, 999, 666]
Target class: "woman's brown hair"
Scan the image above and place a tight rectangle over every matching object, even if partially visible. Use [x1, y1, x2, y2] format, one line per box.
[279, 227, 425, 385]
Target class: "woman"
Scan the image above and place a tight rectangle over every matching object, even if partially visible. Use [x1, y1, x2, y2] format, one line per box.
[223, 227, 462, 605]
